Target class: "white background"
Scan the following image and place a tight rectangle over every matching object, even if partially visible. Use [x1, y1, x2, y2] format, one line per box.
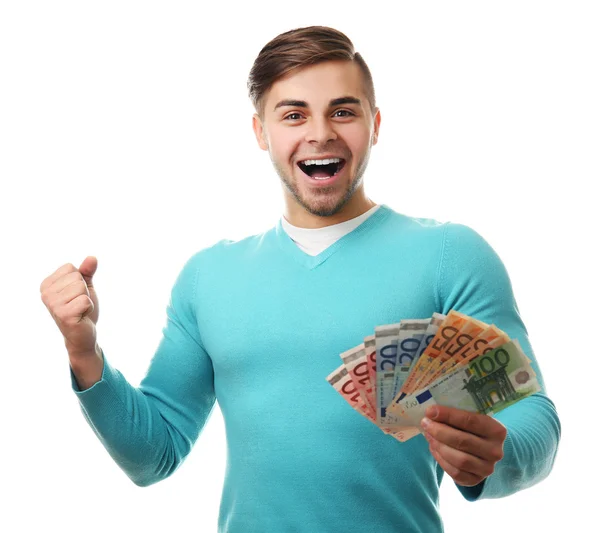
[1, 1, 598, 531]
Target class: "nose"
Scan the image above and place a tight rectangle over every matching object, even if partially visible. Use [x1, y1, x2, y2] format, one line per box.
[304, 117, 338, 145]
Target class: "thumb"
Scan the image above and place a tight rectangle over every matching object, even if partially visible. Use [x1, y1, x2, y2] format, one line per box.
[78, 256, 98, 286]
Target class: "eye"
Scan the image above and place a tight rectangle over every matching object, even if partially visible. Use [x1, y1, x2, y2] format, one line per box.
[284, 113, 303, 121]
[334, 109, 355, 117]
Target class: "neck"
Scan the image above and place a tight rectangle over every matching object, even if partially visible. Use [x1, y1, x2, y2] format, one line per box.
[283, 190, 377, 229]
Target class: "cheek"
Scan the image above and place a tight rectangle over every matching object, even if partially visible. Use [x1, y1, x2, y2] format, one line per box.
[269, 129, 300, 161]
[342, 126, 372, 153]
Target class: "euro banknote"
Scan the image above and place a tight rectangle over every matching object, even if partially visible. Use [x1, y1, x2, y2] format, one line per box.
[326, 311, 540, 442]
[387, 339, 540, 425]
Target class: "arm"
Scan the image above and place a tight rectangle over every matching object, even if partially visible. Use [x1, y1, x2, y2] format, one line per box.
[433, 222, 561, 500]
[70, 252, 216, 487]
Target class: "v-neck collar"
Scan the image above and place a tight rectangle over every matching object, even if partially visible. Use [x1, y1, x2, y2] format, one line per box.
[274, 204, 392, 270]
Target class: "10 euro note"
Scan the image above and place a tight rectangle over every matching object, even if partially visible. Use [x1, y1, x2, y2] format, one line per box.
[388, 339, 541, 426]
[326, 364, 420, 442]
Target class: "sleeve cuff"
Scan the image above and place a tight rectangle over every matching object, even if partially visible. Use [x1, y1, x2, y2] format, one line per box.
[69, 349, 108, 394]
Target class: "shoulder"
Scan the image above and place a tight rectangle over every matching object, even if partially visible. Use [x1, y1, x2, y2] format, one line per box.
[441, 221, 495, 253]
[385, 207, 490, 248]
[384, 206, 509, 289]
[182, 228, 274, 275]
[382, 206, 446, 233]
[439, 221, 506, 275]
[435, 221, 514, 313]
[386, 206, 499, 262]
[379, 207, 489, 257]
[377, 207, 446, 249]
[167, 232, 266, 302]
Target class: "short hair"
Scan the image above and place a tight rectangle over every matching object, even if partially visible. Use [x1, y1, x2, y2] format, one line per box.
[247, 26, 377, 121]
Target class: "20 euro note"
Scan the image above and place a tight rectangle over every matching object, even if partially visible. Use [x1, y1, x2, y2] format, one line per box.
[375, 323, 401, 425]
[387, 339, 541, 426]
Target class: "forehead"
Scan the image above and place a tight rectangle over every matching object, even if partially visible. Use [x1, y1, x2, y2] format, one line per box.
[266, 60, 366, 112]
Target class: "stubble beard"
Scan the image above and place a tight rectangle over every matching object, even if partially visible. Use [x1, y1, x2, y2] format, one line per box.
[272, 150, 371, 218]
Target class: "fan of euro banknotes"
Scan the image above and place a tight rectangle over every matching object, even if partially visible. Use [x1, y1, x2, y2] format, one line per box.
[326, 310, 541, 442]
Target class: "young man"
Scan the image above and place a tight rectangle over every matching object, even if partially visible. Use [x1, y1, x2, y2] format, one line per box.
[40, 26, 561, 532]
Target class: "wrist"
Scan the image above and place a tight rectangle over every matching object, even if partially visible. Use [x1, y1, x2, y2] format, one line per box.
[69, 344, 104, 391]
[68, 342, 102, 363]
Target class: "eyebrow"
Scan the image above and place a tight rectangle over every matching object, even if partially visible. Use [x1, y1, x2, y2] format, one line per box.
[273, 96, 361, 111]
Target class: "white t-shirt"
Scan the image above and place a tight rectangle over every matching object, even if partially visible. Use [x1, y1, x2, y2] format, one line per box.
[280, 204, 381, 256]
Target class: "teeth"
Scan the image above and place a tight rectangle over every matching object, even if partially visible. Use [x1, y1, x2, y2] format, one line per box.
[301, 158, 342, 166]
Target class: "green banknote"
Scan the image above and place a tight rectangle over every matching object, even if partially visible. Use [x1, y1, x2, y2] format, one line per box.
[388, 339, 540, 426]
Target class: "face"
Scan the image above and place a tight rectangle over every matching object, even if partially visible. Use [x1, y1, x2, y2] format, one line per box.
[252, 60, 381, 227]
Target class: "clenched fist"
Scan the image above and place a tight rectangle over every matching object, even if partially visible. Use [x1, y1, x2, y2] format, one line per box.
[40, 256, 100, 360]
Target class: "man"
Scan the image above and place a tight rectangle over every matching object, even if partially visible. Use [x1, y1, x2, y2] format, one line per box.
[40, 26, 561, 532]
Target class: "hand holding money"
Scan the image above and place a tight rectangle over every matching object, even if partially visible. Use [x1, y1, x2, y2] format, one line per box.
[420, 405, 507, 487]
[326, 310, 540, 444]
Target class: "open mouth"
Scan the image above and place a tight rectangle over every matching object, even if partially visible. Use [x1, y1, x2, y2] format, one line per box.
[297, 158, 347, 180]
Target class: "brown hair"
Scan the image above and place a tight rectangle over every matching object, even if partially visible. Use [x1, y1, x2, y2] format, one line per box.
[247, 26, 376, 121]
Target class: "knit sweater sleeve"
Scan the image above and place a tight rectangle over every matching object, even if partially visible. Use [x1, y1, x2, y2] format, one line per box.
[69, 252, 217, 487]
[436, 222, 561, 501]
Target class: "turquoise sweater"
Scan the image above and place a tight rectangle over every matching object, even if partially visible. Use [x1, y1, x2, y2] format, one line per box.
[71, 204, 561, 532]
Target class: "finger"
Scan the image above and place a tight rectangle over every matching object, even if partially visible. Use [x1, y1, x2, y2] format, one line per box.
[41, 272, 87, 307]
[40, 263, 78, 293]
[428, 442, 482, 487]
[54, 271, 89, 295]
[426, 405, 506, 441]
[42, 278, 90, 318]
[422, 418, 502, 462]
[78, 256, 98, 286]
[42, 269, 82, 296]
[427, 435, 494, 479]
[43, 283, 89, 322]
[54, 279, 91, 306]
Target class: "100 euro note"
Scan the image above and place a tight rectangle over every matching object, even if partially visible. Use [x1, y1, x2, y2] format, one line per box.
[388, 339, 541, 426]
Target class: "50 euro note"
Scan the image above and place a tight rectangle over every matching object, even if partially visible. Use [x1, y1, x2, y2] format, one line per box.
[388, 339, 540, 426]
[427, 325, 510, 385]
[421, 314, 488, 382]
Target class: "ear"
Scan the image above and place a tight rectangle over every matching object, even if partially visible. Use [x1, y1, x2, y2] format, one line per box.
[372, 107, 381, 145]
[252, 113, 269, 151]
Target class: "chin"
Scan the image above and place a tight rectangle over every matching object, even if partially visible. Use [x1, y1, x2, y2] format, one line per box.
[300, 190, 355, 218]
[279, 162, 359, 217]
